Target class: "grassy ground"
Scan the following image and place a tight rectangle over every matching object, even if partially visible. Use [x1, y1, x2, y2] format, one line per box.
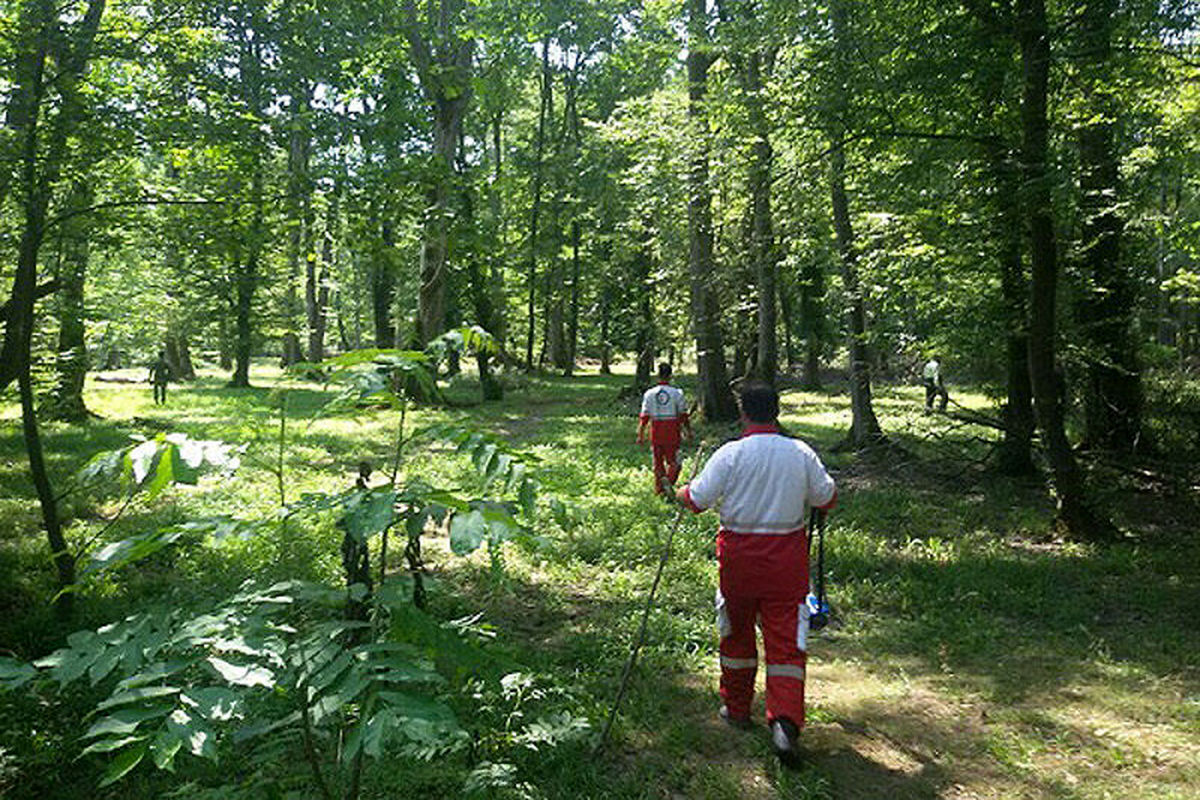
[1, 363, 1198, 799]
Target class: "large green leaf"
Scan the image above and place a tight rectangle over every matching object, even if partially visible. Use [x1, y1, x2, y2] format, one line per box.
[96, 685, 180, 711]
[0, 657, 37, 689]
[206, 656, 275, 689]
[343, 488, 397, 542]
[84, 706, 172, 740]
[98, 741, 147, 787]
[449, 509, 488, 555]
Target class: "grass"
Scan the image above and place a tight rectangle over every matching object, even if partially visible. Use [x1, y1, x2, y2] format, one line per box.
[1, 362, 1198, 799]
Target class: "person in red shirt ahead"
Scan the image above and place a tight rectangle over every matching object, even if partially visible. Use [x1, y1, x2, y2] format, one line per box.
[636, 362, 692, 495]
[676, 380, 837, 766]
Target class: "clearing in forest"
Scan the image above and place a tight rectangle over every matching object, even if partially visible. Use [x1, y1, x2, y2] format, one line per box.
[1, 364, 1198, 799]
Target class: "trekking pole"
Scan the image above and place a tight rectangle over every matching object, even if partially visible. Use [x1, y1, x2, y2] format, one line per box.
[596, 441, 708, 752]
[807, 508, 830, 631]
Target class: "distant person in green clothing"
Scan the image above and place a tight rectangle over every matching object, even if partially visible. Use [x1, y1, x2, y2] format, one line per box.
[149, 350, 171, 405]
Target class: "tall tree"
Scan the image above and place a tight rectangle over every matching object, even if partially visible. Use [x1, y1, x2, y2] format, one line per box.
[1075, 0, 1143, 452]
[401, 0, 474, 347]
[1016, 0, 1116, 539]
[827, 0, 884, 448]
[686, 0, 737, 421]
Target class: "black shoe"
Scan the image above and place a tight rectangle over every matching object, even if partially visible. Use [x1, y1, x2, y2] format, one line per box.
[769, 717, 802, 767]
[719, 706, 753, 730]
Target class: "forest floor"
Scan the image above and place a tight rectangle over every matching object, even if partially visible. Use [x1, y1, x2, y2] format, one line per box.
[2, 362, 1199, 799]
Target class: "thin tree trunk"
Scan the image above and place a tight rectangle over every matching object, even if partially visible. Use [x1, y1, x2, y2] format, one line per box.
[829, 0, 884, 448]
[372, 217, 395, 348]
[231, 250, 255, 388]
[799, 260, 825, 390]
[744, 49, 777, 386]
[1017, 0, 1117, 540]
[989, 143, 1036, 475]
[1076, 0, 1142, 453]
[686, 0, 737, 421]
[283, 85, 312, 366]
[48, 182, 91, 421]
[525, 37, 552, 370]
[308, 185, 336, 362]
[780, 278, 797, 371]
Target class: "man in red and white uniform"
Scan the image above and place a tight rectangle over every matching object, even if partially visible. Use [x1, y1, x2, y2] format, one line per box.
[636, 362, 692, 495]
[676, 381, 836, 765]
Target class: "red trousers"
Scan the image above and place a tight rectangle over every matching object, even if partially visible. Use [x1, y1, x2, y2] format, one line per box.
[716, 531, 809, 726]
[651, 443, 681, 494]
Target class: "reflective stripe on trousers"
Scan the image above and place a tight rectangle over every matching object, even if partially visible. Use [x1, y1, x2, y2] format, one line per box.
[716, 590, 808, 726]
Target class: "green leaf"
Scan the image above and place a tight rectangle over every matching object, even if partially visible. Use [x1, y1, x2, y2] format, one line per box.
[472, 443, 498, 475]
[96, 686, 181, 711]
[165, 709, 216, 758]
[144, 442, 174, 501]
[127, 439, 159, 486]
[344, 488, 396, 542]
[84, 707, 172, 740]
[449, 510, 487, 555]
[117, 660, 190, 690]
[99, 741, 147, 787]
[206, 656, 275, 688]
[518, 479, 537, 518]
[151, 727, 183, 770]
[79, 735, 144, 756]
[0, 657, 37, 689]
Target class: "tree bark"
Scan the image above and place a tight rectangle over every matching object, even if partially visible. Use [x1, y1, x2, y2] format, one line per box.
[990, 144, 1036, 475]
[686, 0, 738, 421]
[308, 187, 335, 363]
[283, 84, 312, 366]
[1016, 0, 1117, 540]
[743, 49, 778, 386]
[799, 260, 825, 390]
[371, 217, 395, 348]
[400, 0, 473, 348]
[47, 182, 91, 421]
[525, 36, 552, 370]
[1076, 0, 1142, 453]
[230, 249, 255, 387]
[829, 0, 884, 448]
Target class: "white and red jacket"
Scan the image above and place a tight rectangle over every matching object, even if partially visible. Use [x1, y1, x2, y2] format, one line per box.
[640, 382, 689, 448]
[683, 425, 836, 598]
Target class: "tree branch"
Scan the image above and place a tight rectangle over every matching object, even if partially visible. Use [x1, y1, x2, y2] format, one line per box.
[0, 279, 59, 323]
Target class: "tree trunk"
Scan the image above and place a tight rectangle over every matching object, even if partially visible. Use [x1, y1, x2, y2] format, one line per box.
[48, 183, 91, 421]
[230, 252, 255, 388]
[564, 221, 578, 379]
[1017, 0, 1117, 540]
[283, 85, 312, 366]
[308, 189, 334, 363]
[526, 37, 552, 370]
[989, 145, 1036, 476]
[401, 0, 474, 349]
[780, 278, 796, 371]
[1076, 0, 1142, 453]
[829, 0, 884, 449]
[372, 217, 395, 348]
[799, 260, 825, 390]
[634, 242, 655, 388]
[686, 0, 738, 421]
[744, 49, 777, 386]
[489, 110, 508, 349]
[170, 334, 196, 380]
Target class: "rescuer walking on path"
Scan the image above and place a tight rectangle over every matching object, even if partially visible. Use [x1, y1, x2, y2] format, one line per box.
[149, 350, 171, 405]
[636, 363, 692, 495]
[676, 381, 837, 766]
[923, 355, 949, 413]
